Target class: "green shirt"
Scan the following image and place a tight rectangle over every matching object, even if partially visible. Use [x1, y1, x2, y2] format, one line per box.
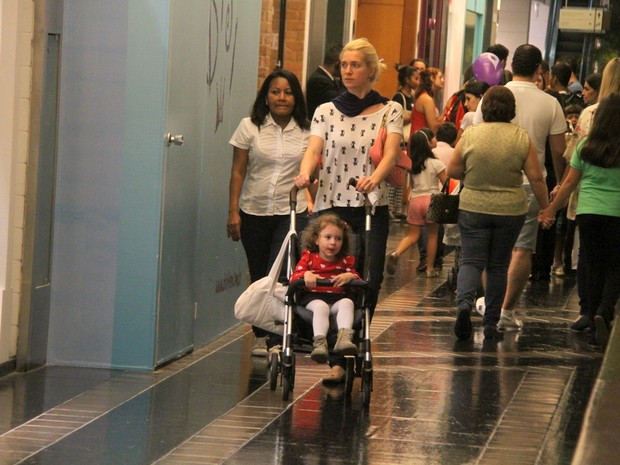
[572, 138, 620, 218]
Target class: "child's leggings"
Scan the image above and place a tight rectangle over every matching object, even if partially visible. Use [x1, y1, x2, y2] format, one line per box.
[306, 298, 354, 337]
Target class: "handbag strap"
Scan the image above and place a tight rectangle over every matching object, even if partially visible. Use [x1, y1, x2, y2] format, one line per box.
[267, 229, 297, 290]
[379, 102, 393, 129]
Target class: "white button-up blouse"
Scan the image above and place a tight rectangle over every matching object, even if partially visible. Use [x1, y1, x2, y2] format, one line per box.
[229, 114, 309, 215]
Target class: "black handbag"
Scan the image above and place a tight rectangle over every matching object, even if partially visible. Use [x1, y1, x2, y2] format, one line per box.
[427, 180, 461, 224]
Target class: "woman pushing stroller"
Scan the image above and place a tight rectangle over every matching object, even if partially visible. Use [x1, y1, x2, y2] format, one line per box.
[290, 214, 360, 363]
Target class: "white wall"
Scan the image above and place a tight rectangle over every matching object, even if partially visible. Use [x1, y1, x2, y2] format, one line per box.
[0, 0, 34, 364]
[444, 1, 467, 106]
[496, 0, 532, 71]
[528, 0, 550, 55]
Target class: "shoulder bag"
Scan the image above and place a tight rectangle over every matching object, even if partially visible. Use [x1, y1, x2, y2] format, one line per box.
[369, 103, 412, 188]
[234, 229, 296, 335]
[427, 179, 461, 224]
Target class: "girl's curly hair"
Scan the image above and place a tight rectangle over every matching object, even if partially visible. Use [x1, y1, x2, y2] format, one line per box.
[300, 213, 353, 260]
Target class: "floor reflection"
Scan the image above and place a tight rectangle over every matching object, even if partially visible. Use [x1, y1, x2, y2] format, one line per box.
[0, 221, 604, 465]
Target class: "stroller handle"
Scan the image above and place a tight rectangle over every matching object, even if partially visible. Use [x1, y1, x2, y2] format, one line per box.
[290, 176, 316, 204]
[348, 177, 371, 207]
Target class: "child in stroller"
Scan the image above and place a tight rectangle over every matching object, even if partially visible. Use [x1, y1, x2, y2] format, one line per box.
[290, 214, 361, 363]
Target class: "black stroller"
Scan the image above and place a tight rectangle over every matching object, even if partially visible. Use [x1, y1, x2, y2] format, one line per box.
[268, 179, 374, 407]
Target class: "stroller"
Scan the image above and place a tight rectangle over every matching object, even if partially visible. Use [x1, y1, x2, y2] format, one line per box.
[444, 223, 461, 291]
[268, 179, 374, 407]
[442, 179, 462, 291]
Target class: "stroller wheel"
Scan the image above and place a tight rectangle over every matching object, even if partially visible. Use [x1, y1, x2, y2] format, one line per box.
[282, 353, 295, 401]
[361, 366, 373, 407]
[344, 357, 355, 396]
[269, 351, 279, 391]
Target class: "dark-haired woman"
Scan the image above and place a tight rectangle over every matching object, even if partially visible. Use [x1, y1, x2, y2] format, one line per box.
[411, 67, 445, 134]
[392, 65, 419, 138]
[448, 86, 549, 340]
[228, 69, 310, 356]
[457, 80, 490, 143]
[390, 65, 419, 219]
[582, 73, 601, 106]
[540, 93, 620, 348]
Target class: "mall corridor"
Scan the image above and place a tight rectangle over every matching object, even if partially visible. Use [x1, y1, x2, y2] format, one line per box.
[0, 224, 609, 465]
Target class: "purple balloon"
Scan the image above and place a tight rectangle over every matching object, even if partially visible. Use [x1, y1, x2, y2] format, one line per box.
[473, 52, 504, 86]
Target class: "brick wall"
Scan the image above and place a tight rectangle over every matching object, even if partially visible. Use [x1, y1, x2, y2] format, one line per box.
[258, 0, 307, 88]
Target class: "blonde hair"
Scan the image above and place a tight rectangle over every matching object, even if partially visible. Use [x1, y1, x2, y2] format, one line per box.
[341, 38, 387, 83]
[598, 57, 620, 102]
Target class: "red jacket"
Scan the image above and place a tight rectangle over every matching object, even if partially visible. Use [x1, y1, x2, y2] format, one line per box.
[290, 250, 360, 295]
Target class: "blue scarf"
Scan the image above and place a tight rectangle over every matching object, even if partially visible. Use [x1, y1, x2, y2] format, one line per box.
[332, 90, 388, 117]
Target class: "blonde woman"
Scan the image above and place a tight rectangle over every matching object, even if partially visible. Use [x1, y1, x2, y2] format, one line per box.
[294, 38, 402, 384]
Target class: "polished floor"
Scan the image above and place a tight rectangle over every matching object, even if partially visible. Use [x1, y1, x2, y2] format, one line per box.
[0, 223, 604, 465]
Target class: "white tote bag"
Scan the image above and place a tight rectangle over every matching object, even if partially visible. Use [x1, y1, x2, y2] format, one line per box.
[234, 230, 296, 335]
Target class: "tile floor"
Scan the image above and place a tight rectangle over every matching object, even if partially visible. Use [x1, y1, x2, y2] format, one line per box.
[0, 223, 604, 464]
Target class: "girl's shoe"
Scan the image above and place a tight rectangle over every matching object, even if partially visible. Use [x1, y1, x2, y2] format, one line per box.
[426, 269, 439, 278]
[311, 336, 329, 363]
[333, 328, 357, 355]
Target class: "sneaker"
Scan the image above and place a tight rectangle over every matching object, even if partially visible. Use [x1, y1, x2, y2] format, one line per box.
[454, 306, 472, 340]
[251, 336, 269, 357]
[497, 314, 523, 332]
[551, 264, 565, 277]
[416, 258, 428, 272]
[569, 315, 591, 332]
[426, 269, 439, 278]
[475, 297, 486, 317]
[386, 252, 399, 275]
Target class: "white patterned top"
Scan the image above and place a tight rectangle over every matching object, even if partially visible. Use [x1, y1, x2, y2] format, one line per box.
[310, 102, 403, 211]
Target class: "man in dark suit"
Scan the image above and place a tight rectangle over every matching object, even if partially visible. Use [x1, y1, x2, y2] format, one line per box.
[306, 45, 346, 118]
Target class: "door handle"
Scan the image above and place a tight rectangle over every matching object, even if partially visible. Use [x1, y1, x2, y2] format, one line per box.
[165, 133, 184, 146]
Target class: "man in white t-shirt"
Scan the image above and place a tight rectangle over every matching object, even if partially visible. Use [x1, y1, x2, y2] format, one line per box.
[473, 44, 567, 332]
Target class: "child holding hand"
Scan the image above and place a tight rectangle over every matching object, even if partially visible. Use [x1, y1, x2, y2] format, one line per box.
[290, 214, 361, 363]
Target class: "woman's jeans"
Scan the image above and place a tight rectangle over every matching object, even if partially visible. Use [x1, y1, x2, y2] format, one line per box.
[457, 210, 526, 326]
[577, 214, 620, 325]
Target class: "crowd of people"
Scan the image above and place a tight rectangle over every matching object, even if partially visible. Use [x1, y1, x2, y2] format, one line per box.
[227, 36, 620, 383]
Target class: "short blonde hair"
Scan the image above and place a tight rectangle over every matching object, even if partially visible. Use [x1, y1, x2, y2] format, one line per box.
[598, 57, 620, 102]
[341, 38, 387, 83]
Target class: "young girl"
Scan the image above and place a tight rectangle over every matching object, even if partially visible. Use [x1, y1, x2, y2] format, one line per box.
[386, 129, 447, 277]
[290, 214, 361, 363]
